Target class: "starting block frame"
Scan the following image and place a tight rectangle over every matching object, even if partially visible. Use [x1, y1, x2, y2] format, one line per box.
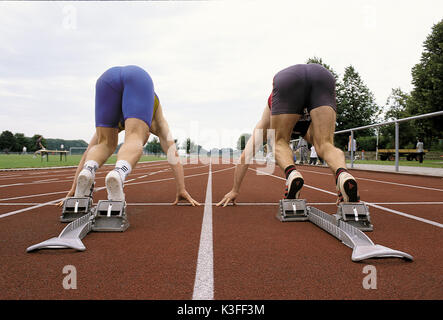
[277, 199, 309, 222]
[335, 202, 373, 231]
[93, 200, 129, 232]
[277, 199, 413, 262]
[60, 197, 93, 222]
[27, 200, 130, 253]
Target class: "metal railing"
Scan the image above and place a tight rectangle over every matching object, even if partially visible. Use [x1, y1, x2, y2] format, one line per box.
[334, 110, 443, 171]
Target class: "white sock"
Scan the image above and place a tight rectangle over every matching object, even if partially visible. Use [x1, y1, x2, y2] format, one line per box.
[114, 160, 132, 182]
[83, 160, 99, 177]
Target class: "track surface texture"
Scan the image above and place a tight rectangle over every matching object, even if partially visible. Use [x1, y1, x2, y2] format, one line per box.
[0, 159, 442, 300]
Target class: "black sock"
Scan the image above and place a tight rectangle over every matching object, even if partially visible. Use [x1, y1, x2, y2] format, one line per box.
[285, 165, 296, 179]
[335, 168, 348, 183]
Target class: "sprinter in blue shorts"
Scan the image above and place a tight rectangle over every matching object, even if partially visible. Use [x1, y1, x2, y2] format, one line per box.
[60, 65, 200, 206]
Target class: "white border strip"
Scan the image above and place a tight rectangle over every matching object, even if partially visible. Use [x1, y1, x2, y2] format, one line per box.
[192, 162, 214, 300]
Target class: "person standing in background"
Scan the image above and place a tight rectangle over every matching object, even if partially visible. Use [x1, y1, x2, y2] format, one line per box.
[309, 145, 318, 165]
[416, 138, 424, 163]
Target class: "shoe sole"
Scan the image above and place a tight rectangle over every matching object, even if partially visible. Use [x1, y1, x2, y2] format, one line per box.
[106, 172, 124, 201]
[343, 179, 360, 202]
[75, 172, 93, 197]
[286, 177, 304, 199]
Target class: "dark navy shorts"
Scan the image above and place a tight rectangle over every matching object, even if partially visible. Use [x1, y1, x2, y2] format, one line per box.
[269, 64, 336, 115]
[95, 65, 155, 128]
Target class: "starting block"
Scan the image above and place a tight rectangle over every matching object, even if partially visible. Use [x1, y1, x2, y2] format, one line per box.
[277, 199, 309, 222]
[275, 198, 413, 262]
[27, 200, 129, 253]
[334, 202, 373, 231]
[60, 197, 93, 222]
[92, 200, 129, 232]
[60, 182, 95, 222]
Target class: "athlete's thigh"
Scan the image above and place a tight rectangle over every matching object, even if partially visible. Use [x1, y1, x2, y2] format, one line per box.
[95, 70, 123, 128]
[309, 106, 336, 145]
[124, 118, 150, 145]
[271, 114, 302, 141]
[121, 65, 155, 128]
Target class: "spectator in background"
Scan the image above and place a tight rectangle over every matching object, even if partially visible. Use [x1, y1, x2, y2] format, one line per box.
[309, 145, 318, 165]
[416, 138, 424, 163]
[36, 136, 45, 151]
[296, 138, 309, 164]
[348, 135, 357, 158]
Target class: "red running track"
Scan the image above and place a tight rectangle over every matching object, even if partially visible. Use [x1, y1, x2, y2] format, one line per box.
[0, 159, 442, 300]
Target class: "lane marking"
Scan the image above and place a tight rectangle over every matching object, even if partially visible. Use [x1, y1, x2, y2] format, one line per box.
[249, 168, 443, 229]
[0, 164, 234, 219]
[299, 168, 443, 192]
[193, 161, 214, 300]
[0, 198, 65, 219]
[2, 201, 443, 207]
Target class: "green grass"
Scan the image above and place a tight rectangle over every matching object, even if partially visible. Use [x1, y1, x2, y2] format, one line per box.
[346, 159, 443, 168]
[0, 154, 166, 169]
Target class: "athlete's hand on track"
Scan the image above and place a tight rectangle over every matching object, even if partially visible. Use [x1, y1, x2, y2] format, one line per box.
[173, 190, 201, 206]
[216, 190, 239, 207]
[56, 188, 75, 207]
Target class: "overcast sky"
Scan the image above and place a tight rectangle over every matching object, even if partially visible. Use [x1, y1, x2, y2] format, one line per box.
[0, 0, 442, 150]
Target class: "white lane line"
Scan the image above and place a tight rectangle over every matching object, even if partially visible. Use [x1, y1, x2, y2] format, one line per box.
[299, 168, 443, 192]
[2, 201, 442, 207]
[0, 191, 67, 202]
[366, 203, 443, 228]
[249, 168, 443, 229]
[0, 165, 173, 219]
[0, 198, 64, 219]
[0, 164, 233, 220]
[192, 161, 214, 300]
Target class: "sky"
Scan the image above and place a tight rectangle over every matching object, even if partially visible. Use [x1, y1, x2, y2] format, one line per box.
[0, 0, 442, 150]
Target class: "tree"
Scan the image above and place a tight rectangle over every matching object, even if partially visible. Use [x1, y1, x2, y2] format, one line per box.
[379, 88, 416, 149]
[14, 133, 32, 152]
[409, 19, 443, 149]
[335, 65, 380, 149]
[0, 131, 16, 152]
[237, 133, 251, 151]
[145, 137, 162, 155]
[182, 138, 196, 155]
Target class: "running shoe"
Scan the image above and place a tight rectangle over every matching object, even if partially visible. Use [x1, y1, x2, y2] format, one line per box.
[74, 169, 94, 198]
[284, 170, 304, 199]
[336, 171, 360, 203]
[105, 170, 125, 201]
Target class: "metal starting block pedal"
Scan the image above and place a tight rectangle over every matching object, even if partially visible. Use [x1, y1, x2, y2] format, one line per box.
[277, 199, 309, 222]
[334, 202, 373, 231]
[60, 197, 93, 222]
[92, 200, 129, 232]
[60, 182, 95, 222]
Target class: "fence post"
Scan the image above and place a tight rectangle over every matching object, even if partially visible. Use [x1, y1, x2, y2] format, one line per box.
[395, 121, 399, 172]
[375, 128, 379, 161]
[350, 131, 354, 169]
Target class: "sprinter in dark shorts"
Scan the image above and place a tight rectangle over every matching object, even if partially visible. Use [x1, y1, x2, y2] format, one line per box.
[58, 65, 200, 207]
[217, 64, 360, 206]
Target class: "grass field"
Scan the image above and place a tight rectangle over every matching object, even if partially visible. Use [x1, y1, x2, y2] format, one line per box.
[346, 159, 443, 168]
[0, 154, 166, 169]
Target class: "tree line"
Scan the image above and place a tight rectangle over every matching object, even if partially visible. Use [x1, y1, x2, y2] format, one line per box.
[0, 130, 87, 153]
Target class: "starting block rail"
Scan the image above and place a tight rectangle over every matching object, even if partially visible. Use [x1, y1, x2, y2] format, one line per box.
[27, 211, 94, 252]
[277, 199, 413, 262]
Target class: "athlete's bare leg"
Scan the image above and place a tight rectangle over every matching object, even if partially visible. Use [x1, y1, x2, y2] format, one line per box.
[305, 106, 345, 174]
[117, 118, 150, 168]
[270, 114, 301, 171]
[85, 127, 119, 166]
